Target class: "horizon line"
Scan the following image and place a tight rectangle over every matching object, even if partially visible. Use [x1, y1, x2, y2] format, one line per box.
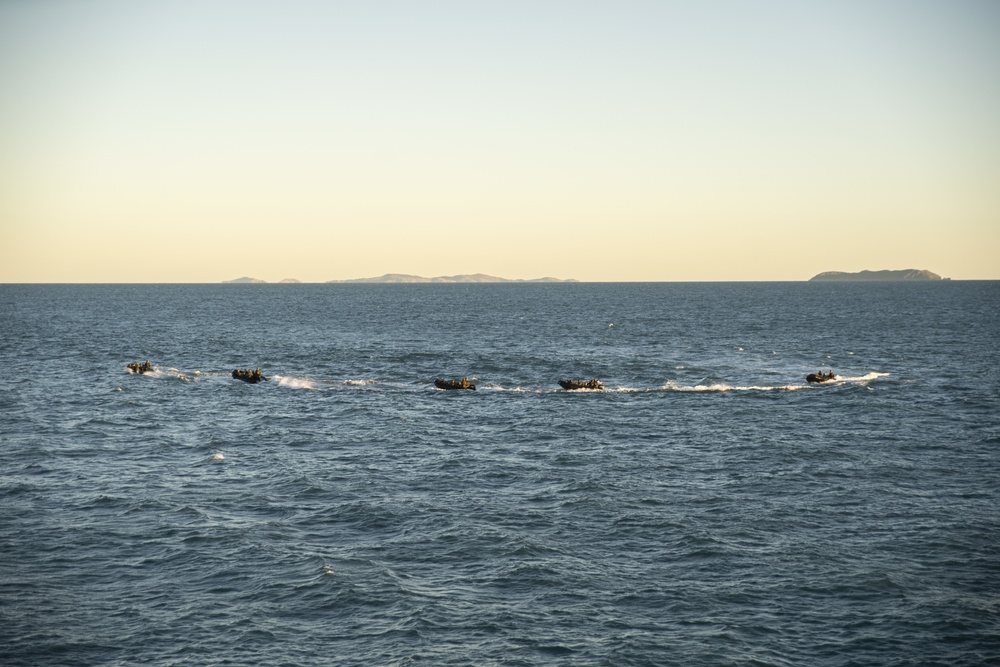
[4, 279, 993, 285]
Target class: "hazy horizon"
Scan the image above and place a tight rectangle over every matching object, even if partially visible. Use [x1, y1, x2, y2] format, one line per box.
[2, 1, 998, 282]
[1, 272, 982, 285]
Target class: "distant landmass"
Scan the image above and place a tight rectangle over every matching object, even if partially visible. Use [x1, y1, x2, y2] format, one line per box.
[326, 273, 577, 283]
[223, 273, 575, 284]
[223, 276, 267, 283]
[810, 269, 944, 282]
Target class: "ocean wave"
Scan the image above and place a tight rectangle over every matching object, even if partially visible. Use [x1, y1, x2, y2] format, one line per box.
[476, 384, 532, 393]
[657, 372, 888, 393]
[130, 366, 290, 385]
[840, 371, 890, 382]
[660, 381, 808, 393]
[140, 366, 203, 382]
[273, 375, 320, 390]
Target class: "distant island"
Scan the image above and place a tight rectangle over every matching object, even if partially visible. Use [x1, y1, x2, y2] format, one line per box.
[327, 273, 576, 284]
[223, 276, 267, 284]
[224, 273, 576, 284]
[809, 269, 944, 282]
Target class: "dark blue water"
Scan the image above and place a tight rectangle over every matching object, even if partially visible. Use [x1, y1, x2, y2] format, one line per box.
[2, 283, 998, 666]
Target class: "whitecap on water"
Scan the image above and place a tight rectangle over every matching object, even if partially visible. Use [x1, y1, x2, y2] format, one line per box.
[273, 375, 318, 390]
[151, 367, 199, 382]
[841, 371, 889, 383]
[661, 380, 807, 393]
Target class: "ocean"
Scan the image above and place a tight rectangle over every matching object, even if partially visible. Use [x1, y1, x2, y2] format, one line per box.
[1, 282, 998, 666]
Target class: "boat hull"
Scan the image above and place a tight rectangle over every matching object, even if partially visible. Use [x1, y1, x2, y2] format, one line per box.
[233, 369, 268, 383]
[434, 379, 475, 390]
[558, 379, 604, 390]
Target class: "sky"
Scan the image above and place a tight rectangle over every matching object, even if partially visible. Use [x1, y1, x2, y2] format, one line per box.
[1, 0, 998, 282]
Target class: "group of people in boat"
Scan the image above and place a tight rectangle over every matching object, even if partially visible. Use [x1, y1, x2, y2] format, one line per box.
[435, 377, 476, 391]
[558, 378, 605, 391]
[806, 371, 836, 383]
[232, 368, 268, 383]
[126, 360, 152, 374]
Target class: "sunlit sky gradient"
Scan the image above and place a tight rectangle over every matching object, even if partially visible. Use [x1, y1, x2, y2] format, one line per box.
[1, 0, 997, 282]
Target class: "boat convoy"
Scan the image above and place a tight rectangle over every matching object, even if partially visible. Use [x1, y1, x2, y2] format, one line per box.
[127, 363, 839, 388]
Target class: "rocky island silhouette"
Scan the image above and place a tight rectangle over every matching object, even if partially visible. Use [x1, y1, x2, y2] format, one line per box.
[810, 269, 944, 281]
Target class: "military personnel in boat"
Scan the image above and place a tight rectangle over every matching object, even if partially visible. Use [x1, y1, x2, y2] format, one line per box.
[435, 377, 476, 390]
[232, 367, 268, 383]
[558, 378, 605, 390]
[127, 360, 152, 374]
